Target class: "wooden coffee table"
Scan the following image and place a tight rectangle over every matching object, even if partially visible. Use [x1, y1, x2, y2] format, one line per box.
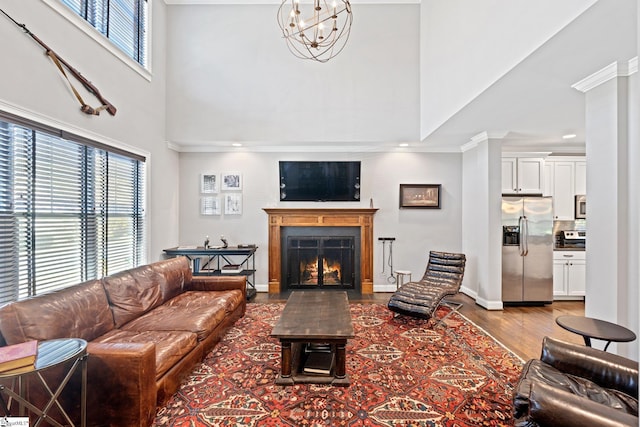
[271, 291, 355, 386]
[556, 315, 637, 351]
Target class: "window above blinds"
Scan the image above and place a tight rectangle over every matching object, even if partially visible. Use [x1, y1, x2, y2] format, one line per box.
[59, 0, 148, 69]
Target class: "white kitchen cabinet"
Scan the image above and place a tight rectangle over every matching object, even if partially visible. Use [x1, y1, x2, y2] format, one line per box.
[543, 162, 554, 197]
[575, 161, 586, 195]
[551, 161, 575, 220]
[501, 157, 544, 194]
[553, 251, 586, 299]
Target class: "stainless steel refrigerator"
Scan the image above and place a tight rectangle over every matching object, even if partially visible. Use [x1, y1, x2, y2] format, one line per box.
[502, 196, 553, 304]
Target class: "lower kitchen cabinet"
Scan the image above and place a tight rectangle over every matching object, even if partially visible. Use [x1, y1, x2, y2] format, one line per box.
[553, 251, 586, 300]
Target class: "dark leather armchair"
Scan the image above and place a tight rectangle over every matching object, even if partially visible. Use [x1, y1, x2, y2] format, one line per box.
[514, 336, 638, 427]
[387, 251, 466, 323]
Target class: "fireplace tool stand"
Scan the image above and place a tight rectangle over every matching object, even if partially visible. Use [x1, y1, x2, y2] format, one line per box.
[378, 237, 396, 285]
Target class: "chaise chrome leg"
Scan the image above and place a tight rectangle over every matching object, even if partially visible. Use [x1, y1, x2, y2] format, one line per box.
[433, 300, 463, 327]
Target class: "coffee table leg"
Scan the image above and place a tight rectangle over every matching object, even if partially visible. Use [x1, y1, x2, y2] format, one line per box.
[583, 336, 592, 347]
[335, 342, 346, 379]
[281, 341, 292, 378]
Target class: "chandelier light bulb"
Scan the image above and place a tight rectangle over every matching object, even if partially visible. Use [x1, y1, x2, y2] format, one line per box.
[277, 0, 353, 63]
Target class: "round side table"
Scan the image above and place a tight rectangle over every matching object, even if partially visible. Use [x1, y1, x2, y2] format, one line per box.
[0, 338, 88, 427]
[556, 315, 636, 351]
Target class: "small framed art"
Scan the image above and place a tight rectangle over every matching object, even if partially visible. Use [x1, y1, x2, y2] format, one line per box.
[399, 184, 441, 209]
[224, 193, 242, 215]
[200, 196, 221, 215]
[221, 172, 242, 191]
[201, 173, 218, 194]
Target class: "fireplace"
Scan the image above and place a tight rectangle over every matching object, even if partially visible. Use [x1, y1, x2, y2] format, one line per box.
[263, 208, 377, 294]
[282, 226, 360, 292]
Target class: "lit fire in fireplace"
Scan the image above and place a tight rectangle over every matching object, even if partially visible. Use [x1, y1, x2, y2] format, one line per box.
[300, 258, 342, 285]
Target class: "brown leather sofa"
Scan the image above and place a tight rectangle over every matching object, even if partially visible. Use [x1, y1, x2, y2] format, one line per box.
[0, 256, 246, 427]
[513, 336, 638, 427]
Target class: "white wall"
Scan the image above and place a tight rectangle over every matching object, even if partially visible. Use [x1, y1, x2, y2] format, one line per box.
[177, 151, 463, 291]
[165, 4, 420, 145]
[0, 2, 178, 261]
[583, 67, 638, 358]
[419, 0, 597, 140]
[461, 136, 503, 309]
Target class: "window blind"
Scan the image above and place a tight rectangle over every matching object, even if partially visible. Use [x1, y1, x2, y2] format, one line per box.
[0, 117, 145, 304]
[60, 0, 148, 68]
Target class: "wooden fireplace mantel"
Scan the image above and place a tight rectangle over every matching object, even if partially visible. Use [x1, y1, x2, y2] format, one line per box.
[263, 208, 378, 294]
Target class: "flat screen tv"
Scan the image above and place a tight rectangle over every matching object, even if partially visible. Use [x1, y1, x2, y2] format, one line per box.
[279, 161, 361, 202]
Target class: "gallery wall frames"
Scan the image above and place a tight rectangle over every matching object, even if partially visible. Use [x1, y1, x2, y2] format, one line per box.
[200, 172, 243, 215]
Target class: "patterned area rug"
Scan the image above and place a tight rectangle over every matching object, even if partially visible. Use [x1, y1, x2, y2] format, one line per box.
[154, 303, 523, 426]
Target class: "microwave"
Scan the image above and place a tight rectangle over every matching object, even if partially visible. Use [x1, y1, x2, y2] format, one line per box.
[575, 195, 586, 219]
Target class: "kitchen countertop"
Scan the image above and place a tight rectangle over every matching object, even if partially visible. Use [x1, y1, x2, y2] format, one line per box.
[554, 247, 585, 252]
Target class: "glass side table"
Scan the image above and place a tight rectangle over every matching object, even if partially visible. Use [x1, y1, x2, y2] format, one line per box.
[0, 338, 87, 427]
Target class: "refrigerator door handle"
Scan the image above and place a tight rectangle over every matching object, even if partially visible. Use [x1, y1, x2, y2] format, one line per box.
[518, 216, 525, 256]
[522, 216, 529, 256]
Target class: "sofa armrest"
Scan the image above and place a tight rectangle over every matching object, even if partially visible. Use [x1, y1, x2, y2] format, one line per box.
[527, 381, 638, 427]
[186, 275, 247, 300]
[87, 342, 157, 427]
[540, 336, 638, 396]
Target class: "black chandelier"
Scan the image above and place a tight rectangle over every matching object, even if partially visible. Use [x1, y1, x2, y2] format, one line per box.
[277, 0, 353, 63]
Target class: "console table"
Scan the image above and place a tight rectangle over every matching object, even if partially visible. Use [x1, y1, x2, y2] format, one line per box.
[163, 246, 257, 299]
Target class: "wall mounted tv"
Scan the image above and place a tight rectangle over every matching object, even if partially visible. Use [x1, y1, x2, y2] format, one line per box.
[279, 161, 361, 202]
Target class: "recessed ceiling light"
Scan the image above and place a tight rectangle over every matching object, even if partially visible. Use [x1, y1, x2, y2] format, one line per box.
[562, 134, 577, 140]
[232, 143, 242, 147]
[399, 143, 409, 147]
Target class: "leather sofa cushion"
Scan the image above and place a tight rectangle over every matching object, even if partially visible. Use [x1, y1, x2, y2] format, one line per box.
[149, 256, 192, 302]
[94, 329, 198, 380]
[164, 290, 244, 315]
[103, 265, 166, 328]
[514, 359, 639, 419]
[0, 279, 114, 345]
[121, 290, 243, 341]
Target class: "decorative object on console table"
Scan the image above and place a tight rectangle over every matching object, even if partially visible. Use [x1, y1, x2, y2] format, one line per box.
[399, 184, 441, 209]
[0, 340, 38, 374]
[222, 264, 243, 274]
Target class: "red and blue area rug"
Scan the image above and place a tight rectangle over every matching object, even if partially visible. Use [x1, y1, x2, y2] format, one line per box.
[154, 303, 523, 426]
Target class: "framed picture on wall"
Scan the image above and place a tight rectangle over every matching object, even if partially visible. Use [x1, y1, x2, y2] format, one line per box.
[201, 173, 218, 194]
[221, 172, 242, 191]
[224, 193, 242, 215]
[200, 196, 221, 215]
[399, 184, 441, 209]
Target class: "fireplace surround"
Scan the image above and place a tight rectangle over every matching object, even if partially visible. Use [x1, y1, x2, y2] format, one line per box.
[263, 208, 378, 294]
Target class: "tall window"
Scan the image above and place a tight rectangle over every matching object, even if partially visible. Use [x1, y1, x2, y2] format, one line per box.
[60, 0, 148, 68]
[0, 116, 145, 304]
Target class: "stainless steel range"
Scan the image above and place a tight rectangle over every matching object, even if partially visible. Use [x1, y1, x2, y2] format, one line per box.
[557, 230, 586, 249]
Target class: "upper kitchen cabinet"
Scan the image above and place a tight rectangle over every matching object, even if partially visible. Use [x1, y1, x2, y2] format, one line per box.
[544, 156, 586, 220]
[501, 155, 545, 195]
[575, 161, 586, 195]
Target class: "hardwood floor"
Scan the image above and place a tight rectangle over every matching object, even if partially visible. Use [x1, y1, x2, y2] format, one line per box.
[253, 292, 585, 361]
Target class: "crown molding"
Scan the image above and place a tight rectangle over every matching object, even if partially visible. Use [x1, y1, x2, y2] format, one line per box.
[166, 140, 460, 153]
[572, 57, 638, 93]
[163, 0, 420, 4]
